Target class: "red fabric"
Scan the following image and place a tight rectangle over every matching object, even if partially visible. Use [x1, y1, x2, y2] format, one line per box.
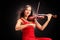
[36, 37, 52, 40]
[21, 18, 52, 40]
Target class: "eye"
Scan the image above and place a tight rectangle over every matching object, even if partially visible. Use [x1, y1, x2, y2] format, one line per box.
[29, 9, 31, 11]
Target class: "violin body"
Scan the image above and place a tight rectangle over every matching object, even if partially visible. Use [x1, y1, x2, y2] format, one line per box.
[28, 16, 45, 21]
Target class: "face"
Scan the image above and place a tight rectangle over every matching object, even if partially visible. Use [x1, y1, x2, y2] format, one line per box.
[24, 7, 31, 17]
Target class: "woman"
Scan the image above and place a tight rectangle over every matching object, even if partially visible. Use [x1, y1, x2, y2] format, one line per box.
[15, 5, 52, 40]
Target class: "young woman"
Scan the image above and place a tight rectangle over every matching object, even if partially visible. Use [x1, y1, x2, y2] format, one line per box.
[15, 5, 52, 40]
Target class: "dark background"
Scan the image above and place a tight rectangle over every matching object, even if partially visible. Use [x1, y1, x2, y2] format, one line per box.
[1, 0, 60, 40]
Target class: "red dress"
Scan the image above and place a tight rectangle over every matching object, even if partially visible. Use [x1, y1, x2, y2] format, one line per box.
[21, 18, 52, 40]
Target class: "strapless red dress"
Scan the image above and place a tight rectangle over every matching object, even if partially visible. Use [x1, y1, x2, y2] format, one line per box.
[21, 18, 52, 40]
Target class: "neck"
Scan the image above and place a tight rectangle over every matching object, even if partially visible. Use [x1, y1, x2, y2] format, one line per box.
[24, 16, 28, 20]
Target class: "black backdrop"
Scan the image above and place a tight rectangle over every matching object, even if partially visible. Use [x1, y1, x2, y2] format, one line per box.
[1, 0, 60, 40]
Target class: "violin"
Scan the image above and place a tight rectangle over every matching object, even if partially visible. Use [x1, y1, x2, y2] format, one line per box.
[28, 14, 57, 20]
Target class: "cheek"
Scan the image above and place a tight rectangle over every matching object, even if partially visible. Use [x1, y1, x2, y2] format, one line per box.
[24, 11, 27, 13]
[24, 11, 27, 15]
[29, 11, 31, 14]
[28, 10, 31, 14]
[28, 11, 31, 16]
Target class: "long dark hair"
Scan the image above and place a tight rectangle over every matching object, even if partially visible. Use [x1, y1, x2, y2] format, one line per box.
[20, 5, 34, 21]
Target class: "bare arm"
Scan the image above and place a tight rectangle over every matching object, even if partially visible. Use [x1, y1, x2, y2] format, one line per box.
[35, 14, 52, 31]
[15, 19, 35, 31]
[15, 19, 27, 31]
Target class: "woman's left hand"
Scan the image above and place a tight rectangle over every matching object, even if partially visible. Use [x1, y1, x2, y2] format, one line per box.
[46, 14, 53, 20]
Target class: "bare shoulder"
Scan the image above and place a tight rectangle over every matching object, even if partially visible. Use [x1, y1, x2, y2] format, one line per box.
[17, 18, 22, 23]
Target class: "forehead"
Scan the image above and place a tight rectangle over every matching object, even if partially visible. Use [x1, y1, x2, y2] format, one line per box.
[26, 7, 31, 10]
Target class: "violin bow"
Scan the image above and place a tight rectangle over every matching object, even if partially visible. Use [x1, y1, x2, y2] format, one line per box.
[36, 2, 40, 14]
